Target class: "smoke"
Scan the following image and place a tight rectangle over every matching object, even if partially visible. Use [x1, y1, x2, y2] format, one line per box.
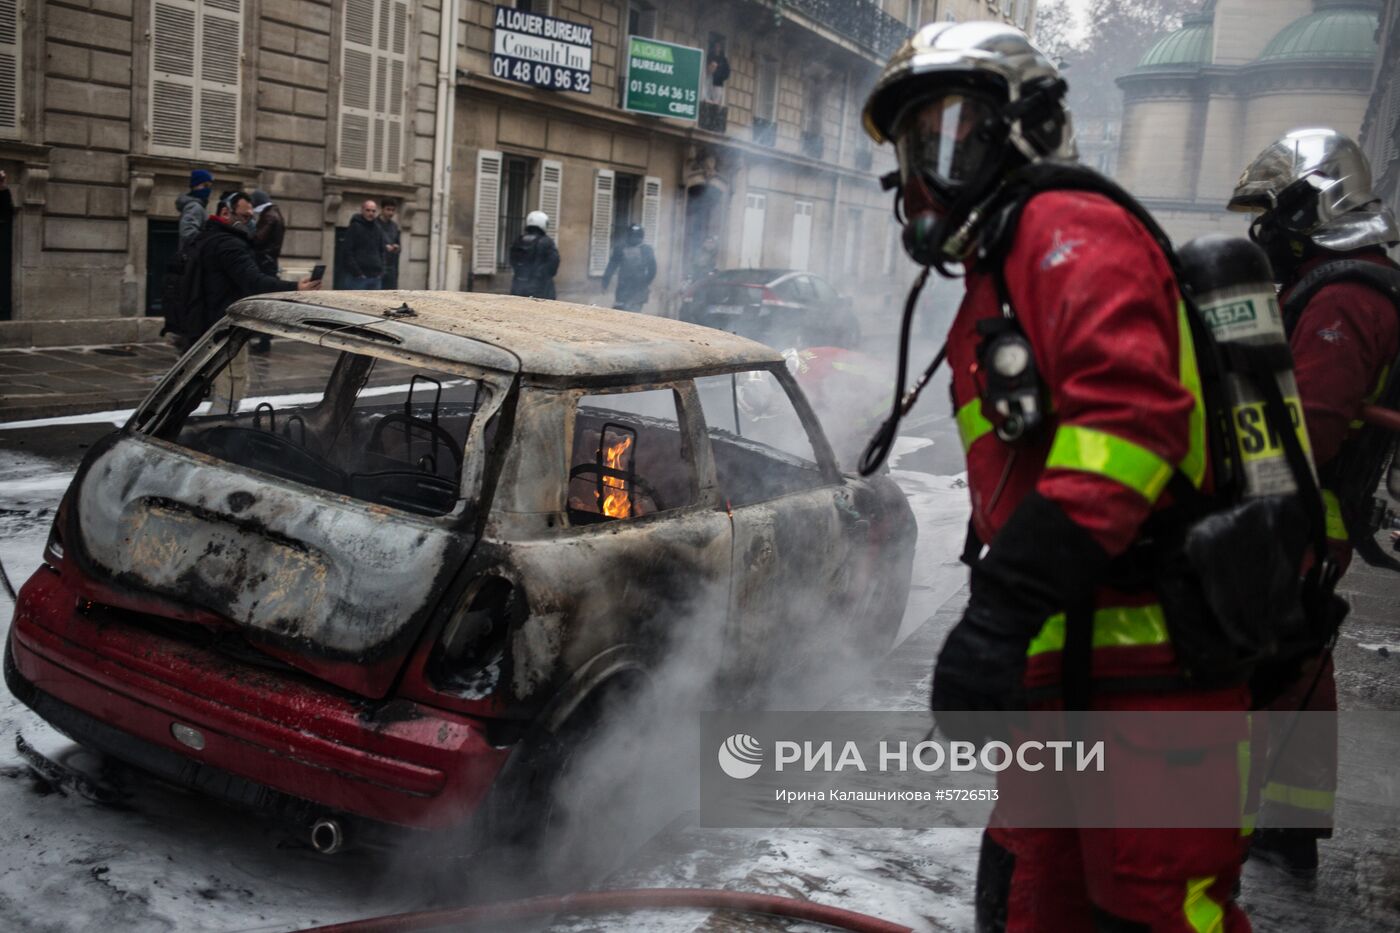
[395, 485, 917, 912]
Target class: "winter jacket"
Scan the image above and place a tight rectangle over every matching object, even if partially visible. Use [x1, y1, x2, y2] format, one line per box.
[1284, 249, 1400, 560]
[181, 218, 297, 339]
[378, 217, 401, 271]
[177, 193, 209, 251]
[509, 228, 560, 299]
[250, 203, 286, 276]
[951, 190, 1200, 692]
[1284, 250, 1400, 470]
[344, 213, 385, 278]
[602, 242, 657, 308]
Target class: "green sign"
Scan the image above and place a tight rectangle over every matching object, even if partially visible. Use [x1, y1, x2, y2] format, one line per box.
[622, 36, 702, 121]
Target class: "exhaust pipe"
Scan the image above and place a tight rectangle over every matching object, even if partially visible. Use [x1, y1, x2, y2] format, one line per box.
[310, 817, 345, 855]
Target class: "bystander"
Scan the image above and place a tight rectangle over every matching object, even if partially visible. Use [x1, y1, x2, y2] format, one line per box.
[182, 191, 320, 407]
[177, 169, 214, 251]
[344, 199, 386, 289]
[379, 200, 402, 289]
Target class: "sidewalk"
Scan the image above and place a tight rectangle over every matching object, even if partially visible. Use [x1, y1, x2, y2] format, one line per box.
[0, 343, 181, 422]
[0, 339, 335, 423]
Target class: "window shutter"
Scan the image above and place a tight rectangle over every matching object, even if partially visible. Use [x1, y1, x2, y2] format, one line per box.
[589, 168, 615, 277]
[740, 193, 766, 268]
[0, 0, 21, 137]
[340, 0, 407, 179]
[641, 175, 662, 248]
[150, 0, 198, 154]
[790, 199, 812, 271]
[539, 159, 563, 232]
[473, 150, 503, 275]
[197, 0, 242, 159]
[339, 0, 375, 174]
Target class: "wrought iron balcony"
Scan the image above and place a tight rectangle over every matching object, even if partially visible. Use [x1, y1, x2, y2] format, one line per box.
[780, 0, 912, 58]
[699, 102, 728, 134]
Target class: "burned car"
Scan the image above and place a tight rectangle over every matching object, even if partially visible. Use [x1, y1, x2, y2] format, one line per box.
[6, 292, 915, 843]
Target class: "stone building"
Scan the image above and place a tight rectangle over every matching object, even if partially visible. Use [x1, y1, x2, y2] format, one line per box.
[1359, 0, 1399, 261]
[1115, 0, 1382, 244]
[455, 0, 1035, 312]
[0, 0, 1039, 347]
[0, 0, 460, 347]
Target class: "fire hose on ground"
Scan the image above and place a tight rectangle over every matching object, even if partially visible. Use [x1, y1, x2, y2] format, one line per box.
[301, 888, 913, 933]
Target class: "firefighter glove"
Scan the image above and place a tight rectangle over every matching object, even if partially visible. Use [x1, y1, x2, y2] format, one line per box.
[931, 492, 1111, 741]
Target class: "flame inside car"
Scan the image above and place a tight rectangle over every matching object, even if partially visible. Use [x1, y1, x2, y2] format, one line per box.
[599, 434, 634, 519]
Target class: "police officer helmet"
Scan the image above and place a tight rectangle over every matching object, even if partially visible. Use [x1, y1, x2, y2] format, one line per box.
[1229, 129, 1400, 259]
[626, 223, 645, 245]
[526, 210, 549, 232]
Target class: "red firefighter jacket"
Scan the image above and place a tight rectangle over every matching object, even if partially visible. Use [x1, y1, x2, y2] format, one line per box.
[1284, 251, 1399, 467]
[950, 191, 1205, 689]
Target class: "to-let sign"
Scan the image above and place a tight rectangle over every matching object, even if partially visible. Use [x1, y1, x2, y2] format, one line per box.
[491, 5, 594, 93]
[622, 36, 702, 121]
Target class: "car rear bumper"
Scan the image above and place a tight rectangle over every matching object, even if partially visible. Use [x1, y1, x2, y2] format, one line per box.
[7, 567, 511, 830]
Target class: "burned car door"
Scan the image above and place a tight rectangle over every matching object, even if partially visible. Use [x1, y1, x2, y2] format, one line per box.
[481, 383, 733, 707]
[68, 325, 511, 698]
[695, 369, 872, 688]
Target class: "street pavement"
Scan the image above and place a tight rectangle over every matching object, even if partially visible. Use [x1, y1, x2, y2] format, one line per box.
[0, 333, 1397, 930]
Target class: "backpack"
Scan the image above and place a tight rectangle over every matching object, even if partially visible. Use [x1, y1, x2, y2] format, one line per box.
[1281, 259, 1400, 572]
[973, 162, 1344, 696]
[176, 234, 210, 340]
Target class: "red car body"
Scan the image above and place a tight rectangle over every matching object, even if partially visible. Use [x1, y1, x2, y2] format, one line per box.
[7, 291, 915, 838]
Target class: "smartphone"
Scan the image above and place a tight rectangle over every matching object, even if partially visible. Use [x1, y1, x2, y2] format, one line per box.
[310, 264, 325, 282]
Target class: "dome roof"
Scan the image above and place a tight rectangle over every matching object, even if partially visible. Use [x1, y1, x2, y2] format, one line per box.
[1136, 21, 1213, 70]
[1259, 5, 1379, 63]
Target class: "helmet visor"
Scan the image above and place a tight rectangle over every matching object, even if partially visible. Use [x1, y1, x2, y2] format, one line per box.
[893, 91, 1000, 193]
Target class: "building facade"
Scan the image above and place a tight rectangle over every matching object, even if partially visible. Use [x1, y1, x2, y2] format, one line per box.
[1115, 0, 1382, 244]
[0, 0, 1039, 347]
[455, 0, 1035, 313]
[0, 0, 459, 348]
[1359, 0, 1399, 261]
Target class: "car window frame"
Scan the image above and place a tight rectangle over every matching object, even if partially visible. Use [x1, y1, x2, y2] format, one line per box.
[808, 275, 840, 304]
[558, 379, 716, 531]
[129, 322, 513, 525]
[694, 361, 843, 487]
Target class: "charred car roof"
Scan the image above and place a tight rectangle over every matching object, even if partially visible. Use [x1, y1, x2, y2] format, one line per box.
[232, 291, 782, 382]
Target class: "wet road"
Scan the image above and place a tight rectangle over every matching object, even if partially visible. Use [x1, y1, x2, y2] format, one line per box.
[1, 412, 1398, 931]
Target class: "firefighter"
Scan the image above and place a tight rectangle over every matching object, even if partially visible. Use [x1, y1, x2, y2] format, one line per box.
[1228, 129, 1400, 875]
[863, 23, 1250, 930]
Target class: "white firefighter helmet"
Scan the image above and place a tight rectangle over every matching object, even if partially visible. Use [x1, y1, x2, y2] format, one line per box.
[526, 210, 549, 231]
[862, 21, 1076, 178]
[1229, 128, 1399, 252]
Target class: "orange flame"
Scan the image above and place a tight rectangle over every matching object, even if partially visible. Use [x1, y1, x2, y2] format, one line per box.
[599, 435, 633, 519]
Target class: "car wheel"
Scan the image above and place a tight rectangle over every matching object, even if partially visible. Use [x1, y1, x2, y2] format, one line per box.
[492, 673, 656, 890]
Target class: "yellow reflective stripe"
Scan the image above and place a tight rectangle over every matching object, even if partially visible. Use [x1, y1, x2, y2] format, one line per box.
[956, 398, 994, 454]
[1184, 876, 1226, 933]
[1046, 425, 1175, 503]
[1350, 362, 1391, 429]
[1262, 781, 1336, 814]
[1027, 604, 1172, 657]
[1322, 489, 1348, 543]
[1179, 301, 1209, 489]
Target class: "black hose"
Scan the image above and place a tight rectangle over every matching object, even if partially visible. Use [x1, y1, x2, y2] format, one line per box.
[859, 267, 938, 476]
[0, 556, 15, 603]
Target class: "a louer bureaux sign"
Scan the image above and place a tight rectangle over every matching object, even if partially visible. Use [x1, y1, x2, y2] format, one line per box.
[491, 4, 594, 93]
[622, 36, 702, 121]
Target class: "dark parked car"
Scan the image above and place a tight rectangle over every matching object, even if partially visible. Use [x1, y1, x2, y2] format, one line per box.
[677, 269, 862, 349]
[6, 291, 914, 849]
